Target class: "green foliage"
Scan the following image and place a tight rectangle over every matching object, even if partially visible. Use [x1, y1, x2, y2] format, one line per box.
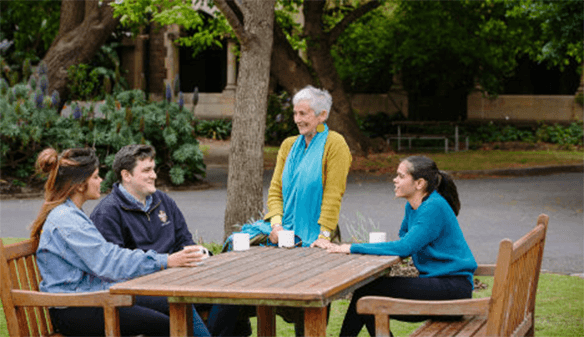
[112, 0, 233, 58]
[265, 92, 298, 146]
[506, 0, 584, 68]
[470, 122, 583, 146]
[575, 93, 583, 107]
[535, 122, 584, 146]
[196, 119, 232, 140]
[392, 0, 520, 98]
[355, 111, 405, 139]
[0, 81, 62, 184]
[332, 3, 397, 93]
[66, 41, 127, 101]
[0, 0, 61, 69]
[0, 75, 206, 189]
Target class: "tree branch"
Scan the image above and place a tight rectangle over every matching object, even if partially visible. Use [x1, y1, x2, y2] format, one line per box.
[328, 0, 382, 44]
[214, 0, 247, 44]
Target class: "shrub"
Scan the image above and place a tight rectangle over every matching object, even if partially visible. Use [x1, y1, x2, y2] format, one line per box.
[196, 119, 232, 140]
[0, 83, 61, 183]
[0, 82, 206, 190]
[355, 111, 405, 139]
[536, 122, 584, 146]
[265, 92, 298, 146]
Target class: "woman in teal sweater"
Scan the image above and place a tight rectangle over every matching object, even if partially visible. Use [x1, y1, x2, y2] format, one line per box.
[328, 155, 477, 336]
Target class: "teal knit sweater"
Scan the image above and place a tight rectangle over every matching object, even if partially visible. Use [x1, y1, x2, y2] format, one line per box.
[351, 191, 477, 286]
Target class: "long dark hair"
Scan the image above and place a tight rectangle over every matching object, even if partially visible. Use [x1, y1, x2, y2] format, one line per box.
[403, 155, 461, 215]
[30, 148, 99, 240]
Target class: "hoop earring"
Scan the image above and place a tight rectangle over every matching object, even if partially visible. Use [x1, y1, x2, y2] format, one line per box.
[316, 123, 325, 133]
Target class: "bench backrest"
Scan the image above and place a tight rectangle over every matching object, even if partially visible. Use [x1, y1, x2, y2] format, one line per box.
[487, 214, 549, 336]
[0, 238, 56, 336]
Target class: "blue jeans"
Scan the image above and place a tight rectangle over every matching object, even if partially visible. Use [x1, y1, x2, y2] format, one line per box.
[50, 295, 211, 336]
[340, 276, 473, 337]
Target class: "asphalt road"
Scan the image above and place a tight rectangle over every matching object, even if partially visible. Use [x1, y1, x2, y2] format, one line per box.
[1, 169, 582, 275]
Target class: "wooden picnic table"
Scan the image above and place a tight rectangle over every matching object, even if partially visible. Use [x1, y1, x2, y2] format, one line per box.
[109, 246, 400, 336]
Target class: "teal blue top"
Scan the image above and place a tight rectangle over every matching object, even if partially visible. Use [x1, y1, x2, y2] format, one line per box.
[351, 191, 477, 286]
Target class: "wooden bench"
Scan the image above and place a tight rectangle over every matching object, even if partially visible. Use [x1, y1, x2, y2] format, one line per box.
[357, 213, 549, 337]
[388, 133, 451, 153]
[388, 121, 469, 153]
[0, 239, 134, 336]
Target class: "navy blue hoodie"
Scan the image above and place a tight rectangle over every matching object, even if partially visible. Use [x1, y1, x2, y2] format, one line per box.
[91, 183, 195, 254]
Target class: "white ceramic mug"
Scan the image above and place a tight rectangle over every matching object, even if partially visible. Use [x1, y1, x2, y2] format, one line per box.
[369, 232, 387, 243]
[198, 247, 210, 259]
[233, 233, 250, 251]
[278, 230, 295, 248]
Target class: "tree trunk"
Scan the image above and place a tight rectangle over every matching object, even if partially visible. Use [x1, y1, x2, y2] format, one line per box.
[221, 0, 275, 239]
[43, 0, 119, 104]
[270, 24, 313, 94]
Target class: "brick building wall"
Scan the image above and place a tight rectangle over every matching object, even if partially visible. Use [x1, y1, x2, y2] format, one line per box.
[148, 23, 167, 95]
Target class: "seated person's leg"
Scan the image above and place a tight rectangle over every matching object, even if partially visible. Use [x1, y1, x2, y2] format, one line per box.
[118, 303, 171, 336]
[49, 307, 104, 336]
[345, 276, 472, 336]
[135, 295, 169, 315]
[207, 304, 251, 336]
[50, 304, 171, 337]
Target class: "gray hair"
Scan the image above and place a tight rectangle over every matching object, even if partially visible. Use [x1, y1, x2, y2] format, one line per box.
[292, 85, 332, 120]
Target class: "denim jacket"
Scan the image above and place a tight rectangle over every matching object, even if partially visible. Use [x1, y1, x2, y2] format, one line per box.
[37, 199, 167, 294]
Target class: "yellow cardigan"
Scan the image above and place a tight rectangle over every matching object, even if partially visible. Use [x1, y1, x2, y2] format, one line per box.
[264, 131, 352, 234]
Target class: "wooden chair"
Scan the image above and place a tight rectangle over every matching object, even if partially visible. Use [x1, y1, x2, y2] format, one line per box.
[0, 238, 134, 336]
[357, 213, 549, 337]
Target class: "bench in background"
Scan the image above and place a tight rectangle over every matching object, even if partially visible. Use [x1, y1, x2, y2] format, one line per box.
[388, 121, 469, 153]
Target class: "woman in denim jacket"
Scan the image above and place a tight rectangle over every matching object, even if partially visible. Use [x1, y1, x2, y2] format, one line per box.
[31, 147, 210, 337]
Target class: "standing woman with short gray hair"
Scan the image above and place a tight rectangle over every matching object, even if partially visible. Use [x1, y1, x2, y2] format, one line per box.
[266, 85, 352, 248]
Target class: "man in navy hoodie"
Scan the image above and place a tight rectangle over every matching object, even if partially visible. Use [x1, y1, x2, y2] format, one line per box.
[91, 144, 246, 336]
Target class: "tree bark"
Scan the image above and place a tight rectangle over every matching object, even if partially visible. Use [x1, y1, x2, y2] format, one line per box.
[43, 0, 119, 104]
[269, 0, 385, 155]
[217, 0, 276, 239]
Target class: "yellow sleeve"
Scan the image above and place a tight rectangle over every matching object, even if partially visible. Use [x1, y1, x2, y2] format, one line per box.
[318, 132, 352, 233]
[265, 136, 297, 222]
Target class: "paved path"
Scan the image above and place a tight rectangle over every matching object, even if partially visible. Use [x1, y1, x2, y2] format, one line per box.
[1, 167, 582, 275]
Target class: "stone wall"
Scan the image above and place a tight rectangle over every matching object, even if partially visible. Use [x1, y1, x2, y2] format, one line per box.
[466, 92, 583, 122]
[349, 92, 583, 122]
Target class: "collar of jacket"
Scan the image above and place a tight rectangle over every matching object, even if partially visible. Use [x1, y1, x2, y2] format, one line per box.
[112, 182, 161, 213]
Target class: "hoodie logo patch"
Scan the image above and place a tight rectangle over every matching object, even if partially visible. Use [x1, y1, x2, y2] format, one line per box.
[158, 210, 168, 225]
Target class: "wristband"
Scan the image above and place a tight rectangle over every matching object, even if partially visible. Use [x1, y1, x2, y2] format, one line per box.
[319, 230, 331, 241]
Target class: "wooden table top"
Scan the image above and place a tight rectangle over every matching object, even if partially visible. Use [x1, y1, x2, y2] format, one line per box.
[110, 246, 400, 308]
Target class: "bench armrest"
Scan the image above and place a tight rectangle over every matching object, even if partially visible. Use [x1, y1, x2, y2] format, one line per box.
[357, 296, 490, 317]
[475, 264, 496, 276]
[10, 289, 134, 308]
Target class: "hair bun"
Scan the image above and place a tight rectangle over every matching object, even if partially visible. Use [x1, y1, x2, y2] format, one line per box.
[36, 148, 59, 174]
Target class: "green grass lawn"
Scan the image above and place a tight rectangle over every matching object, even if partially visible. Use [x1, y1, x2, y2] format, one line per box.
[1, 238, 582, 337]
[348, 149, 583, 176]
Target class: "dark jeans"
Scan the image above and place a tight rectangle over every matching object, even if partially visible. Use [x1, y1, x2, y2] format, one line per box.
[340, 276, 473, 337]
[49, 295, 243, 336]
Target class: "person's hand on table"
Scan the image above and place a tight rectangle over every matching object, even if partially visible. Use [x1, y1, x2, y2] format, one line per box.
[167, 245, 209, 267]
[310, 238, 334, 249]
[327, 243, 352, 254]
[269, 224, 284, 244]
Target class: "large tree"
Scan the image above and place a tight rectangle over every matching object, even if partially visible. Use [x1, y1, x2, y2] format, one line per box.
[42, 0, 120, 103]
[214, 0, 276, 236]
[113, 0, 385, 237]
